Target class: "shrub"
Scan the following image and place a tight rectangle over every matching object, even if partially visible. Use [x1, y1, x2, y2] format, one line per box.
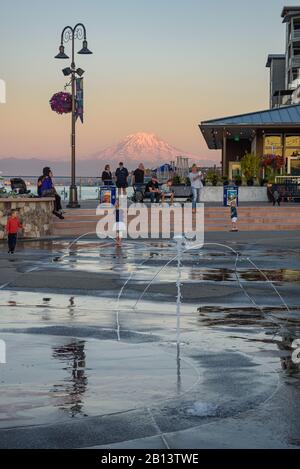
[206, 170, 220, 186]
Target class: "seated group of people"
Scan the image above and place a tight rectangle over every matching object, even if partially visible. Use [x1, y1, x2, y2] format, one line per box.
[37, 167, 64, 219]
[102, 162, 175, 203]
[144, 175, 174, 204]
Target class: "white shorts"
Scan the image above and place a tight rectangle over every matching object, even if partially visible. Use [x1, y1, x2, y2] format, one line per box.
[231, 217, 238, 224]
[113, 222, 127, 235]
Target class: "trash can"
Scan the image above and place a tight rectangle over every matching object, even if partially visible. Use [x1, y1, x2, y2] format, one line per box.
[224, 185, 239, 207]
[99, 186, 117, 206]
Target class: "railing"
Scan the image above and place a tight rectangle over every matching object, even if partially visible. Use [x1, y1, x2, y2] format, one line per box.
[290, 56, 300, 68]
[2, 176, 104, 201]
[1, 175, 140, 201]
[275, 175, 300, 184]
[292, 29, 300, 41]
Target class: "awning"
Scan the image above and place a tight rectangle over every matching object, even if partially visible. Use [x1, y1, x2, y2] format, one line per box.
[199, 104, 300, 149]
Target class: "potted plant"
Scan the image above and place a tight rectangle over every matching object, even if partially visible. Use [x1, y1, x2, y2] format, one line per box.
[172, 175, 182, 186]
[206, 170, 220, 186]
[234, 175, 242, 186]
[222, 175, 230, 186]
[241, 152, 260, 186]
[259, 177, 268, 187]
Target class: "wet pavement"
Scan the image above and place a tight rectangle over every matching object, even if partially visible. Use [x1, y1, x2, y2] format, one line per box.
[0, 232, 300, 448]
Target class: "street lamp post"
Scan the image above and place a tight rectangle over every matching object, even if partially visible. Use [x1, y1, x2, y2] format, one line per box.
[55, 23, 92, 208]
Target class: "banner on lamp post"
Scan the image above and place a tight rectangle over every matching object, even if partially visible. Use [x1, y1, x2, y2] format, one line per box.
[75, 78, 84, 123]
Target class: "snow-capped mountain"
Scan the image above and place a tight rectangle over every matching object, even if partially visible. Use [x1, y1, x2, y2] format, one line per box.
[0, 132, 217, 177]
[92, 132, 202, 168]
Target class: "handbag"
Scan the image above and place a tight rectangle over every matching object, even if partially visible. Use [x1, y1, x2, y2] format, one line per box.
[42, 188, 56, 197]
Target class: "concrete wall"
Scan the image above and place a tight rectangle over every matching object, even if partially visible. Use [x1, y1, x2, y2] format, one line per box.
[0, 198, 54, 240]
[201, 187, 268, 203]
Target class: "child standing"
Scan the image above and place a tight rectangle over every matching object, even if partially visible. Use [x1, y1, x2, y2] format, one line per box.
[113, 199, 126, 247]
[230, 199, 238, 232]
[6, 210, 23, 254]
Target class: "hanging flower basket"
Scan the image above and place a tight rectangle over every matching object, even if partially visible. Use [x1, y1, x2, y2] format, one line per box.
[50, 92, 72, 114]
[261, 154, 285, 171]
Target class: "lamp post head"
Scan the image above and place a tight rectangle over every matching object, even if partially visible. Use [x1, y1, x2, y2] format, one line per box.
[55, 45, 69, 59]
[76, 68, 85, 77]
[78, 40, 93, 55]
[62, 67, 72, 76]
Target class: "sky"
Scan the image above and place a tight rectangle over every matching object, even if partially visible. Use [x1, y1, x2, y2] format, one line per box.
[0, 0, 298, 161]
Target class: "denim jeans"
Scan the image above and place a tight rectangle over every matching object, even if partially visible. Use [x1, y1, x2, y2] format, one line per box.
[192, 187, 202, 209]
[146, 192, 161, 203]
[8, 233, 17, 253]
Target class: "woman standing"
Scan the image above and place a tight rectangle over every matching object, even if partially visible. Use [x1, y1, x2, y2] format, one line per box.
[101, 165, 113, 186]
[189, 164, 203, 212]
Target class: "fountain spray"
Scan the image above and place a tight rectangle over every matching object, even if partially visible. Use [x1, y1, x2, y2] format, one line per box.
[174, 235, 186, 359]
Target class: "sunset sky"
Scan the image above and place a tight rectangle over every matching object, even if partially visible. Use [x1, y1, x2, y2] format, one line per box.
[0, 0, 296, 161]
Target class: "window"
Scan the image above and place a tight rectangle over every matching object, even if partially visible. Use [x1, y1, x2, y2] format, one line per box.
[285, 135, 300, 147]
[284, 135, 300, 175]
[290, 159, 300, 176]
[264, 135, 283, 156]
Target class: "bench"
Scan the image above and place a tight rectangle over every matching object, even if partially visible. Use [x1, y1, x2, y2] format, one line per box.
[273, 183, 300, 202]
[132, 184, 192, 203]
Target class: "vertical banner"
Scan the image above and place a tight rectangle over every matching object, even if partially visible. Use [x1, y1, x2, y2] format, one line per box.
[75, 78, 84, 123]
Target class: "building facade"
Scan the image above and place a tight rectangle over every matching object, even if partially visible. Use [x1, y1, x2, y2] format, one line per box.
[200, 6, 300, 179]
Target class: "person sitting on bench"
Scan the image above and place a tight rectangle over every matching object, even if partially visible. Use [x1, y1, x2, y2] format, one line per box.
[145, 175, 161, 203]
[161, 179, 175, 204]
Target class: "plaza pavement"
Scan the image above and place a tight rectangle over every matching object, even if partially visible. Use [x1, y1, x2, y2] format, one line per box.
[0, 231, 299, 448]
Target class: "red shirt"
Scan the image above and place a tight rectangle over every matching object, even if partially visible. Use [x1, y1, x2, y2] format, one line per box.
[6, 217, 22, 234]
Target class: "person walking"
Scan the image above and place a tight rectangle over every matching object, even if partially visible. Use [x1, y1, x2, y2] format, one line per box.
[101, 165, 113, 186]
[189, 164, 203, 212]
[39, 167, 64, 219]
[6, 210, 23, 254]
[272, 186, 281, 207]
[115, 162, 129, 195]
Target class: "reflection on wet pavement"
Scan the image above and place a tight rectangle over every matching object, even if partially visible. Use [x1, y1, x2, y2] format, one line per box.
[51, 340, 88, 418]
[0, 238, 300, 448]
